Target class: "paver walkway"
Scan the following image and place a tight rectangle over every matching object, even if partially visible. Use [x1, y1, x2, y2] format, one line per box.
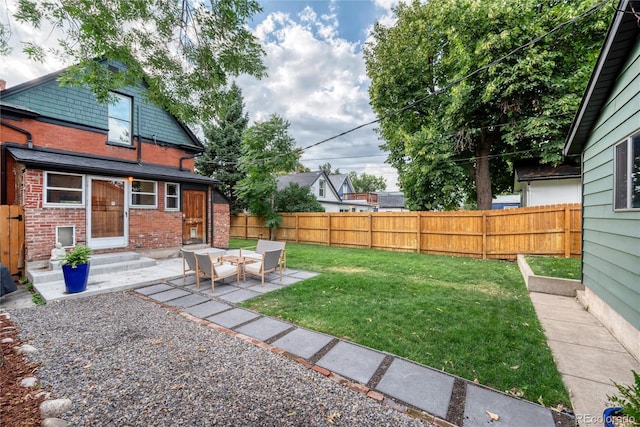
[134, 270, 574, 427]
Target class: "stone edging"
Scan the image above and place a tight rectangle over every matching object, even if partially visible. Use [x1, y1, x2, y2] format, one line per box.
[517, 255, 584, 297]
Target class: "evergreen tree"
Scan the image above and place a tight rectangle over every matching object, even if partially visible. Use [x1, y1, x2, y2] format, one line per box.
[196, 83, 248, 213]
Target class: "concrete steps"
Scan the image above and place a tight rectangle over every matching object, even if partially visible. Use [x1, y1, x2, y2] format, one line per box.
[28, 252, 157, 285]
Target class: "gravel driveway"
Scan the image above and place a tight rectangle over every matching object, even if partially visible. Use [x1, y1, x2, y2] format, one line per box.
[10, 292, 429, 426]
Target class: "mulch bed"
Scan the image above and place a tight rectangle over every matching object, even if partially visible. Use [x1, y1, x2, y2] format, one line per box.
[0, 313, 47, 426]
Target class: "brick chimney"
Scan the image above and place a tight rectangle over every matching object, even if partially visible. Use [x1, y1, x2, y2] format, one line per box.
[0, 80, 6, 90]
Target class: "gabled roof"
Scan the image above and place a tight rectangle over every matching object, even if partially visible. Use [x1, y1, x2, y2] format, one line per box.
[515, 162, 581, 182]
[329, 173, 351, 191]
[277, 171, 324, 190]
[0, 60, 204, 151]
[564, 0, 640, 155]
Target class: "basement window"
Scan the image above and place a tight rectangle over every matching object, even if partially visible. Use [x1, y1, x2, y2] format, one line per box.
[614, 131, 640, 210]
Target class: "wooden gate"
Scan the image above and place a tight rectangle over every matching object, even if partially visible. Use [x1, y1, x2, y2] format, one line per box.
[0, 205, 25, 280]
[182, 190, 206, 245]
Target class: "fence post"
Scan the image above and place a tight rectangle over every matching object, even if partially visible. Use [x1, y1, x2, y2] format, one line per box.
[416, 212, 421, 253]
[564, 205, 571, 258]
[482, 212, 487, 260]
[243, 213, 247, 240]
[295, 213, 299, 243]
[368, 213, 372, 248]
[326, 213, 331, 246]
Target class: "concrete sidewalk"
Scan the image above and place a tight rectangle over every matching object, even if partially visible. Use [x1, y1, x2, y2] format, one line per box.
[529, 292, 640, 427]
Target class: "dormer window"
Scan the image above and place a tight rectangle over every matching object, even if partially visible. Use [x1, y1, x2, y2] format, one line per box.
[319, 179, 326, 197]
[108, 92, 132, 145]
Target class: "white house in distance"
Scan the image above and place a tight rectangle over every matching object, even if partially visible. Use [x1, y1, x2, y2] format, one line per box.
[513, 161, 581, 207]
[277, 171, 346, 212]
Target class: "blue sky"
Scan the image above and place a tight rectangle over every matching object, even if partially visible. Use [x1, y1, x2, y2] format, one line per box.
[0, 0, 401, 190]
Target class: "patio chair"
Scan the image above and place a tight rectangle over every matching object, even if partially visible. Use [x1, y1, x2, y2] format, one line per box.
[243, 240, 287, 271]
[194, 252, 238, 291]
[244, 249, 283, 286]
[180, 249, 198, 285]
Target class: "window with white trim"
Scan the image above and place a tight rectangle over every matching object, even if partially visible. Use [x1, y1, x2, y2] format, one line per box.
[165, 183, 180, 211]
[108, 92, 132, 145]
[319, 179, 326, 197]
[131, 180, 157, 208]
[614, 132, 640, 210]
[44, 172, 84, 206]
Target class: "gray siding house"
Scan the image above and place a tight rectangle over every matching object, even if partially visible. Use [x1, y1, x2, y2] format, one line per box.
[563, 0, 639, 361]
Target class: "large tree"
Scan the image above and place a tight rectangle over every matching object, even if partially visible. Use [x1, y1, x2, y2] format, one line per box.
[7, 0, 266, 125]
[364, 0, 609, 210]
[236, 114, 299, 238]
[348, 171, 386, 193]
[196, 82, 248, 213]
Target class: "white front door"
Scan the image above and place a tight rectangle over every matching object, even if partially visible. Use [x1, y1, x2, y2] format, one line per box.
[87, 177, 128, 249]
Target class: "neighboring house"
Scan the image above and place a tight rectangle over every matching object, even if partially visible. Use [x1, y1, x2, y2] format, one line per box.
[328, 173, 354, 199]
[376, 192, 408, 212]
[277, 171, 345, 212]
[563, 0, 639, 361]
[0, 63, 229, 267]
[513, 161, 581, 207]
[491, 194, 521, 210]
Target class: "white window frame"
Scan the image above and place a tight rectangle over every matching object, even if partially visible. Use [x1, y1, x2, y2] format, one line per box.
[319, 179, 326, 198]
[165, 182, 180, 211]
[43, 172, 85, 207]
[108, 92, 133, 145]
[131, 179, 157, 208]
[614, 131, 640, 211]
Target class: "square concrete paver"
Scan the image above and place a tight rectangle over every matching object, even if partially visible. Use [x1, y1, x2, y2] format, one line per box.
[463, 383, 554, 427]
[148, 288, 191, 302]
[185, 300, 232, 319]
[218, 289, 261, 303]
[208, 308, 261, 329]
[271, 328, 334, 359]
[136, 283, 173, 295]
[165, 293, 210, 308]
[316, 341, 385, 385]
[376, 358, 454, 419]
[234, 317, 292, 342]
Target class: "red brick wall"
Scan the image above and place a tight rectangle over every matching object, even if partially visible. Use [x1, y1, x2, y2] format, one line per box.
[213, 201, 230, 248]
[2, 118, 194, 168]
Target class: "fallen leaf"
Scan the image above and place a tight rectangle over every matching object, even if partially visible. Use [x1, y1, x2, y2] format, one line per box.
[510, 365, 520, 370]
[83, 363, 92, 369]
[486, 410, 499, 421]
[150, 339, 164, 345]
[287, 411, 296, 417]
[327, 411, 342, 424]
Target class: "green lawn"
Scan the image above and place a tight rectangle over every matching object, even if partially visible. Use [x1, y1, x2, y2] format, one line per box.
[233, 239, 570, 408]
[525, 255, 582, 280]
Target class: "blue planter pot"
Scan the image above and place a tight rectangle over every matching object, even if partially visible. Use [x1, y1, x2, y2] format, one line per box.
[62, 263, 90, 293]
[603, 407, 624, 427]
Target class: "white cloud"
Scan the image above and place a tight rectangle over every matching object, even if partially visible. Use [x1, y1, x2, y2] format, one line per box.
[238, 4, 399, 190]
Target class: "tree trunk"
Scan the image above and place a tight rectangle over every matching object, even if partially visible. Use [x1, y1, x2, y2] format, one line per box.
[475, 131, 494, 211]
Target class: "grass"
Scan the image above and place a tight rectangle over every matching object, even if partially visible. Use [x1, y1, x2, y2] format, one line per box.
[525, 256, 581, 280]
[232, 239, 570, 408]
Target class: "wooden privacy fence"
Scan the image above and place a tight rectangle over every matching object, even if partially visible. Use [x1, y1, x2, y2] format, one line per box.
[0, 205, 25, 279]
[231, 204, 582, 260]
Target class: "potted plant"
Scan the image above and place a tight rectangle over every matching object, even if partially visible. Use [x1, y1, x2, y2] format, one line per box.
[59, 244, 92, 294]
[605, 370, 639, 427]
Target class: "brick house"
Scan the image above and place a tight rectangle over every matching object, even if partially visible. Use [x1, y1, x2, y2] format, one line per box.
[0, 64, 229, 268]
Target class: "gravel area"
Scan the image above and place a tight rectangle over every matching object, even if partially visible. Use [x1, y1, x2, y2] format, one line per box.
[10, 292, 430, 426]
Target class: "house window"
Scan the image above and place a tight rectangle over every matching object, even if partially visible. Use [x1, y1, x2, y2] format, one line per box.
[44, 172, 84, 206]
[614, 132, 640, 210]
[165, 183, 180, 211]
[131, 180, 157, 208]
[108, 92, 132, 145]
[319, 179, 326, 197]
